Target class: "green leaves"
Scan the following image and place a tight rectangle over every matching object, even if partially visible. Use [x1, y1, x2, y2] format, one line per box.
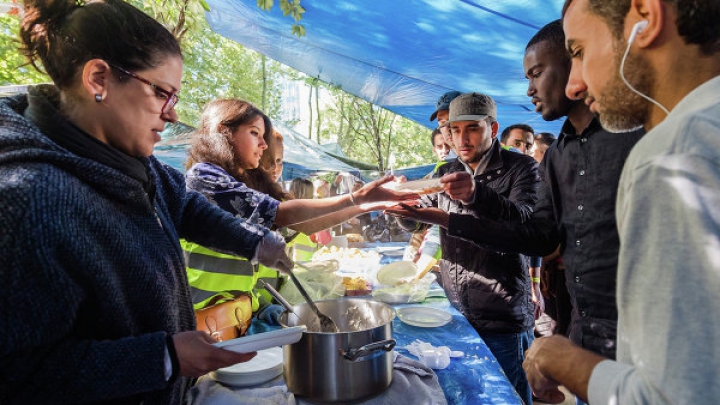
[0, 15, 49, 85]
[258, 0, 306, 37]
[257, 0, 274, 10]
[0, 0, 434, 170]
[291, 24, 306, 37]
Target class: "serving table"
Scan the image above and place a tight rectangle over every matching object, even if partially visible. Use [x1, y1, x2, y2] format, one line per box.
[352, 242, 522, 404]
[196, 243, 522, 405]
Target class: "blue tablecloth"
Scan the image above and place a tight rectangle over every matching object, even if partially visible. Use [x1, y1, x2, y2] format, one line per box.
[392, 299, 521, 405]
[365, 241, 522, 405]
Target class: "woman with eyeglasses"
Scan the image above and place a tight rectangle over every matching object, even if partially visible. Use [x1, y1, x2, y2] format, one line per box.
[0, 1, 294, 404]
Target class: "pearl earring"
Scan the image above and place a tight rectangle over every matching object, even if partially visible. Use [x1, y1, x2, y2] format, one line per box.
[95, 94, 102, 102]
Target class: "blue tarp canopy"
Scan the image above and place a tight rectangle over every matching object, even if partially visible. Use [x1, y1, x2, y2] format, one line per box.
[205, 0, 564, 135]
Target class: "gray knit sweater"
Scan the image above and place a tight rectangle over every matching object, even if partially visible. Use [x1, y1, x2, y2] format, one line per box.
[0, 89, 270, 404]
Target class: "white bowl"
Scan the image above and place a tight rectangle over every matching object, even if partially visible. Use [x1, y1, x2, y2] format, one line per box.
[376, 261, 418, 286]
[210, 347, 284, 387]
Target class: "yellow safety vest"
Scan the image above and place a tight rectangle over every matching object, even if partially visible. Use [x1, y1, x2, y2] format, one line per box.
[290, 232, 318, 262]
[181, 239, 262, 312]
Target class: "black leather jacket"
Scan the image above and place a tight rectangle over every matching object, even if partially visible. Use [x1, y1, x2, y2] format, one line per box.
[402, 141, 540, 333]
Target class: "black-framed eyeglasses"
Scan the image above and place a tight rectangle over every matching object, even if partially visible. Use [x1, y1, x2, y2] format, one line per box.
[107, 62, 179, 114]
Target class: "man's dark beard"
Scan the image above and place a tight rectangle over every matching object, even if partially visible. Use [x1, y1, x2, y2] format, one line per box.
[596, 41, 653, 132]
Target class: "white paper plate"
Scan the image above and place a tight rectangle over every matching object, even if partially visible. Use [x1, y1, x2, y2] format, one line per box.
[376, 261, 418, 286]
[210, 347, 284, 387]
[396, 306, 452, 328]
[384, 178, 443, 194]
[214, 326, 305, 353]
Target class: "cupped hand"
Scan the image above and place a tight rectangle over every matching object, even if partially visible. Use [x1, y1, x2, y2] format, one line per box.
[440, 172, 475, 204]
[173, 331, 257, 377]
[354, 175, 420, 204]
[384, 203, 449, 228]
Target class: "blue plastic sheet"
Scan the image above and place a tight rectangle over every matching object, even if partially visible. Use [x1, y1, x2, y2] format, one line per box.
[205, 0, 565, 136]
[393, 300, 522, 405]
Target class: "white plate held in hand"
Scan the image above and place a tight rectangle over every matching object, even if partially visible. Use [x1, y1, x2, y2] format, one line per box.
[384, 178, 443, 195]
[214, 326, 305, 353]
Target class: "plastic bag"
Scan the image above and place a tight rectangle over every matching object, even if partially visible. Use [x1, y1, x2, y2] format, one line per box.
[278, 266, 346, 306]
[372, 272, 436, 304]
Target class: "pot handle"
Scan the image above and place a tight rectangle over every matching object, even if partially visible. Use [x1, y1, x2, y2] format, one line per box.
[342, 339, 396, 361]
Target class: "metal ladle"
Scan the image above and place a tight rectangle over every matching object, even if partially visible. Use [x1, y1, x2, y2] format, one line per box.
[289, 263, 339, 333]
[261, 280, 317, 328]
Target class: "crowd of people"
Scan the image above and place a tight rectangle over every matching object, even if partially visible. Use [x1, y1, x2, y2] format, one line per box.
[0, 1, 416, 403]
[388, 1, 720, 405]
[1, 0, 718, 404]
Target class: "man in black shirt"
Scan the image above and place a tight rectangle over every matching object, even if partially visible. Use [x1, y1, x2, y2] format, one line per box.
[388, 20, 644, 391]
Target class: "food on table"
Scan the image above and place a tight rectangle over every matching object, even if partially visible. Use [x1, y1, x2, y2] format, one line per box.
[345, 233, 364, 243]
[295, 259, 339, 273]
[312, 245, 380, 261]
[342, 276, 371, 296]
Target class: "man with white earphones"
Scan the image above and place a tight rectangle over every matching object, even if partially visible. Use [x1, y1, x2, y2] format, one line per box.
[523, 0, 720, 404]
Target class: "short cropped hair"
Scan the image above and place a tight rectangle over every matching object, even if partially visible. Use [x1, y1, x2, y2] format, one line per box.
[562, 0, 720, 55]
[534, 132, 557, 147]
[526, 19, 565, 54]
[500, 124, 534, 144]
[430, 127, 443, 146]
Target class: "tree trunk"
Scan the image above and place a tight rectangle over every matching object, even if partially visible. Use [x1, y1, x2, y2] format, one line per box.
[308, 85, 313, 138]
[338, 94, 345, 136]
[315, 81, 321, 143]
[261, 55, 267, 111]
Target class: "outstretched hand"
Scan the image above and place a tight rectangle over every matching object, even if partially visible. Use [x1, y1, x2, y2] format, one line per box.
[354, 175, 420, 205]
[384, 203, 450, 228]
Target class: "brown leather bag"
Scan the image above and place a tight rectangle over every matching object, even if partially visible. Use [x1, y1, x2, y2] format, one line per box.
[195, 295, 252, 342]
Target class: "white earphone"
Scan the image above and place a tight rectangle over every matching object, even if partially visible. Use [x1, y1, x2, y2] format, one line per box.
[620, 19, 670, 115]
[628, 20, 649, 45]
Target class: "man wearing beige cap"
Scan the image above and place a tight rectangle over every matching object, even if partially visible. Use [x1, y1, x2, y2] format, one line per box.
[397, 92, 540, 405]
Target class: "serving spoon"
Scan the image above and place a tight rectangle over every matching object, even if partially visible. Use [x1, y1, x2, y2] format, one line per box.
[261, 280, 318, 329]
[289, 262, 339, 333]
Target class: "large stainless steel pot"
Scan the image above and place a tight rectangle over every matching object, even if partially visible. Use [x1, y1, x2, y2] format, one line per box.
[279, 298, 396, 403]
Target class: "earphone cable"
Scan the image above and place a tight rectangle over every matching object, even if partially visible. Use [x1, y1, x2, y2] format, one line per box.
[620, 36, 670, 115]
